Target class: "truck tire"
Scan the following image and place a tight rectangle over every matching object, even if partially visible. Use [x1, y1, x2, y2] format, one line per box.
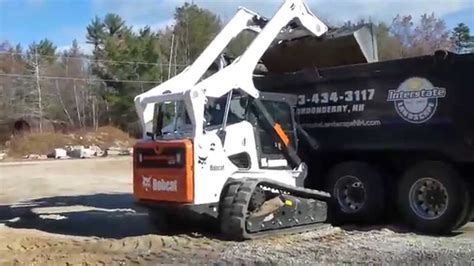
[453, 184, 473, 229]
[397, 161, 470, 234]
[325, 161, 385, 224]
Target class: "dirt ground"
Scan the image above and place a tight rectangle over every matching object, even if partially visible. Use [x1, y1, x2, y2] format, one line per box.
[0, 158, 473, 265]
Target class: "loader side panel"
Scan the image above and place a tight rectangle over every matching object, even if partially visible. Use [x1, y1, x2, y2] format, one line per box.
[133, 139, 194, 203]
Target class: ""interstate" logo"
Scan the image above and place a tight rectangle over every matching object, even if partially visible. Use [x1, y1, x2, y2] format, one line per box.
[387, 77, 446, 124]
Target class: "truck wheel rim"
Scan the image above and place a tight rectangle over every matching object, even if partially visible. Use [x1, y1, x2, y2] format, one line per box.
[334, 175, 366, 213]
[409, 177, 449, 220]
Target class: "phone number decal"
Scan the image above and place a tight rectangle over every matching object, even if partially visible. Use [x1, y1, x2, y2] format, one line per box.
[297, 89, 375, 106]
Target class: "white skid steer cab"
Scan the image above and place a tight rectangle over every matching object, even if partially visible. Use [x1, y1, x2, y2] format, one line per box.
[133, 0, 331, 240]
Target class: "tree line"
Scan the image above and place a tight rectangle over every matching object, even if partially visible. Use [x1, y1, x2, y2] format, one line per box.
[0, 2, 473, 135]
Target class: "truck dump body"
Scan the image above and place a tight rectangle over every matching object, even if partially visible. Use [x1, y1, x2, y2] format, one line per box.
[255, 52, 474, 164]
[262, 25, 378, 72]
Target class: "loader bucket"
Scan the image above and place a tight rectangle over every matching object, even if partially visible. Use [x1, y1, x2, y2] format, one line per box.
[262, 24, 378, 73]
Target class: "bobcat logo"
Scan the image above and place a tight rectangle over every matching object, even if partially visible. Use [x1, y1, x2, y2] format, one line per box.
[142, 176, 152, 191]
[197, 156, 208, 169]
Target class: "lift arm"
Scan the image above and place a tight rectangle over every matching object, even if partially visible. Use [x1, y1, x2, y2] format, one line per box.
[134, 7, 267, 136]
[195, 0, 328, 98]
[191, 0, 328, 170]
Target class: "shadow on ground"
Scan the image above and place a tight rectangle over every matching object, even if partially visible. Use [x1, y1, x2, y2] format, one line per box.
[3, 194, 465, 239]
[0, 193, 169, 238]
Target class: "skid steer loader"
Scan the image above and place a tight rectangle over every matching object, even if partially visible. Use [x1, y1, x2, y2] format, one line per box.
[133, 0, 331, 240]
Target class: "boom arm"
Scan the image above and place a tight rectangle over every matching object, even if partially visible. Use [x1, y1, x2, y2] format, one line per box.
[195, 0, 328, 98]
[135, 7, 267, 136]
[190, 0, 328, 170]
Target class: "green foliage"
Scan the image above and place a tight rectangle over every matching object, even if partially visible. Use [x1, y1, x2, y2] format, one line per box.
[83, 3, 222, 131]
[86, 16, 105, 49]
[86, 13, 162, 130]
[28, 38, 57, 56]
[68, 39, 81, 56]
[3, 2, 474, 135]
[27, 38, 57, 63]
[14, 44, 22, 53]
[103, 14, 126, 36]
[452, 23, 472, 53]
[173, 3, 222, 64]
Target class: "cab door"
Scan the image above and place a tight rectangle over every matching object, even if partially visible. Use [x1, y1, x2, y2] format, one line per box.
[248, 92, 298, 169]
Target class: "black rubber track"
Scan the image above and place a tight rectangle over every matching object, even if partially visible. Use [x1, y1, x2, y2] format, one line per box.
[219, 178, 330, 240]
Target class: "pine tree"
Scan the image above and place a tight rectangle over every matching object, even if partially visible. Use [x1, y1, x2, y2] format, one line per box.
[452, 23, 472, 53]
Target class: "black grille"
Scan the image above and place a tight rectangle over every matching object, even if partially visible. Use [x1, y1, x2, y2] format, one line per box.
[228, 152, 251, 169]
[135, 147, 186, 168]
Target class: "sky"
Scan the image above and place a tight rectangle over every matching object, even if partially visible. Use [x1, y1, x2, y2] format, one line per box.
[1, 0, 473, 55]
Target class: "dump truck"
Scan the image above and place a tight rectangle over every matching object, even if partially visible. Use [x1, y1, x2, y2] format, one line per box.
[132, 0, 472, 237]
[255, 50, 474, 233]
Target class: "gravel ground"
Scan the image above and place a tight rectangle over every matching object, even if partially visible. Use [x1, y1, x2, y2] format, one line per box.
[0, 157, 473, 265]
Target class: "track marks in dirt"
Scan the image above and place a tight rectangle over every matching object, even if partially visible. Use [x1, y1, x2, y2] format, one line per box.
[3, 225, 471, 264]
[0, 229, 229, 265]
